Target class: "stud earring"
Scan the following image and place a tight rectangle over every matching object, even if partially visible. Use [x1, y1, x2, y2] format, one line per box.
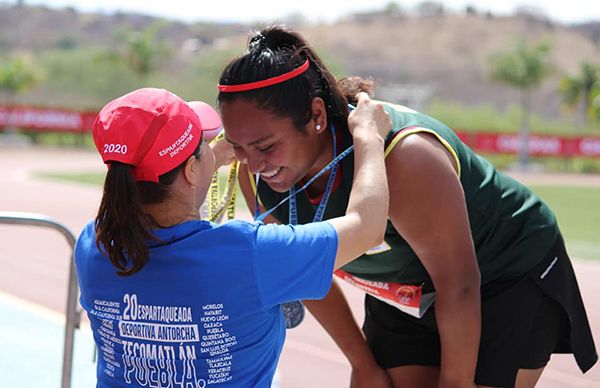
[316, 124, 321, 131]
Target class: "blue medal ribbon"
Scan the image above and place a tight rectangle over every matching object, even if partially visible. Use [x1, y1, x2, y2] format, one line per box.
[254, 104, 356, 223]
[253, 128, 354, 223]
[289, 120, 339, 225]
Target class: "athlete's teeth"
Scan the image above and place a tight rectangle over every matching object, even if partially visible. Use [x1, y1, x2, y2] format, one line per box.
[263, 168, 279, 178]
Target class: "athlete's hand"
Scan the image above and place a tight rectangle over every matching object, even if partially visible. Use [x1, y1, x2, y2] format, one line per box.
[348, 92, 391, 142]
[350, 363, 392, 388]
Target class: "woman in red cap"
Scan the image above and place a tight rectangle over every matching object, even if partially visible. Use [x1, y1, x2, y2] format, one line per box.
[216, 26, 597, 388]
[74, 87, 391, 388]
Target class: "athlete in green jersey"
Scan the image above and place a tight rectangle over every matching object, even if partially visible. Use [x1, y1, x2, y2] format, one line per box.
[250, 102, 558, 288]
[217, 26, 597, 388]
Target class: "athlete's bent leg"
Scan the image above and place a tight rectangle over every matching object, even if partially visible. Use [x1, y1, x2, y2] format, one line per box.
[514, 367, 544, 388]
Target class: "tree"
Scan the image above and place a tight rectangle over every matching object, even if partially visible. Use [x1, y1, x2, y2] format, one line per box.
[0, 55, 39, 134]
[489, 40, 552, 166]
[416, 1, 445, 18]
[383, 1, 403, 16]
[111, 21, 169, 83]
[559, 62, 600, 128]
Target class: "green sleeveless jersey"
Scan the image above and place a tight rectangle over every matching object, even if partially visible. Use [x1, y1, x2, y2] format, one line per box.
[252, 103, 558, 287]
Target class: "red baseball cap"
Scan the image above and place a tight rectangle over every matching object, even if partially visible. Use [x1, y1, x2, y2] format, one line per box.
[92, 88, 221, 182]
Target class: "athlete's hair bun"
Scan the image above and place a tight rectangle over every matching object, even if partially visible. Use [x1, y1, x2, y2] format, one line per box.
[248, 26, 303, 54]
[248, 32, 267, 53]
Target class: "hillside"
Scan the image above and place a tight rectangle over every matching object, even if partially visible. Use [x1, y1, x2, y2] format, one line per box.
[306, 14, 600, 117]
[0, 4, 249, 51]
[1, 3, 600, 121]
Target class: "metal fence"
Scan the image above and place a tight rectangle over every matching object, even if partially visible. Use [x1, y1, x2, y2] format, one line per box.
[0, 211, 81, 388]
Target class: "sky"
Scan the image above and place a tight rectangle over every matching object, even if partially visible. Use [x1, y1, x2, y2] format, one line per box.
[16, 0, 600, 25]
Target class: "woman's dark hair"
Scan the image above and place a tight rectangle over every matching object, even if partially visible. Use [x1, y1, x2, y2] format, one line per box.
[218, 25, 374, 133]
[95, 143, 201, 276]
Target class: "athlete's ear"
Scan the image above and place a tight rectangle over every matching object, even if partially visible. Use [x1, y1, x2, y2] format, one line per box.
[310, 97, 327, 134]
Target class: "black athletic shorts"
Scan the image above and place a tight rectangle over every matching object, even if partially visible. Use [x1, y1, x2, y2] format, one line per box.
[362, 235, 596, 387]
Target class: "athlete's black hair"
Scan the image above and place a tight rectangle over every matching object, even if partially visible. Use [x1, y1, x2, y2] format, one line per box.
[218, 25, 374, 133]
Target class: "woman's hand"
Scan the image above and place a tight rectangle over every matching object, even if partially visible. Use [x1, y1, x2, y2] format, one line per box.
[348, 92, 391, 142]
[210, 136, 235, 170]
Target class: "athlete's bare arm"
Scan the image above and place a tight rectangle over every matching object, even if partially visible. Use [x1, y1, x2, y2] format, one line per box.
[306, 132, 481, 388]
[304, 285, 392, 388]
[385, 132, 480, 388]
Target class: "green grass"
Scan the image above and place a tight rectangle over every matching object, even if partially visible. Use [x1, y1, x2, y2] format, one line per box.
[35, 171, 105, 186]
[22, 131, 96, 148]
[482, 154, 600, 173]
[529, 185, 600, 261]
[425, 99, 600, 135]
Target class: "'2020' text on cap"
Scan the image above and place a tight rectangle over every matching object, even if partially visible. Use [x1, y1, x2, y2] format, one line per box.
[92, 87, 222, 182]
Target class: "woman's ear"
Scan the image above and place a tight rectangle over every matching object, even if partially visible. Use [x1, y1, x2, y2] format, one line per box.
[182, 155, 197, 186]
[311, 97, 327, 133]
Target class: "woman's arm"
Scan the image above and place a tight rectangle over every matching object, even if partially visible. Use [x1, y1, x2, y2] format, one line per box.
[327, 93, 390, 269]
[386, 132, 480, 388]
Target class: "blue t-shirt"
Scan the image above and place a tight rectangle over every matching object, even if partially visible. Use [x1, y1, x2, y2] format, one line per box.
[74, 219, 337, 388]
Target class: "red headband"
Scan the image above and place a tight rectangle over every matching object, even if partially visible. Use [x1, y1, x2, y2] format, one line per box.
[217, 59, 310, 93]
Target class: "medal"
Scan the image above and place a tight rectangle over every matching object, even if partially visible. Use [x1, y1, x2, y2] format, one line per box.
[280, 300, 306, 329]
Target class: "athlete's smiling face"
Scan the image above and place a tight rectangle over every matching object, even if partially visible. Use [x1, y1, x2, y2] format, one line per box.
[220, 98, 328, 193]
